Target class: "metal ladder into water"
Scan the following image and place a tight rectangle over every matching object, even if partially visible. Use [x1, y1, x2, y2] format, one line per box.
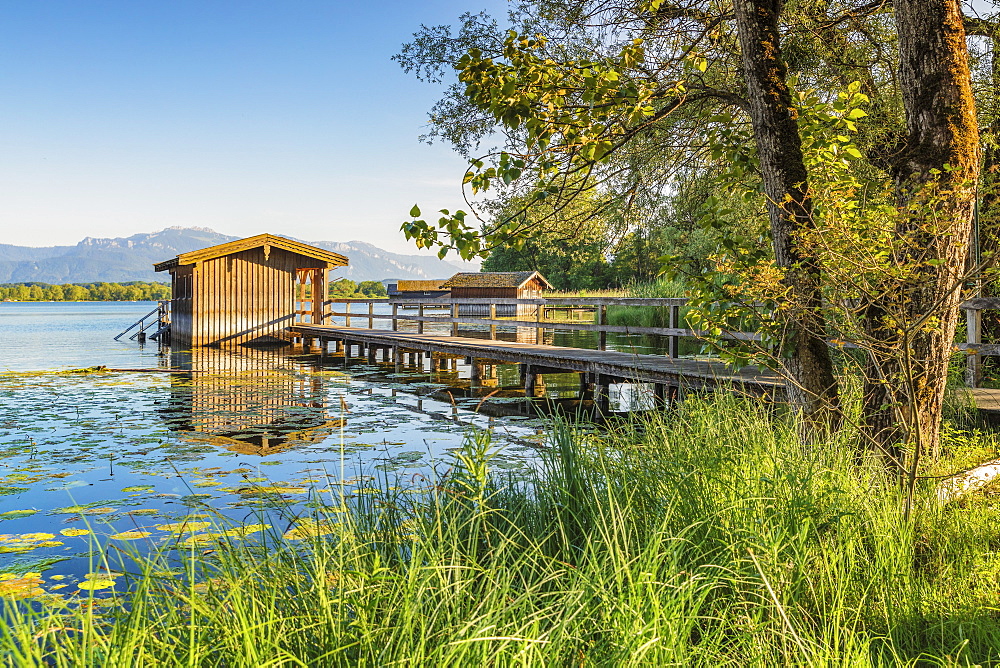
[114, 300, 170, 343]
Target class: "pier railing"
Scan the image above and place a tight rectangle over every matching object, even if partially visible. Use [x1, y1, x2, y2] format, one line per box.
[321, 296, 759, 359]
[317, 296, 1000, 389]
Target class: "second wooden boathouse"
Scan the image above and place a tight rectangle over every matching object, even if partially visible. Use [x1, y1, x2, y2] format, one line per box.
[441, 271, 552, 317]
[154, 234, 348, 347]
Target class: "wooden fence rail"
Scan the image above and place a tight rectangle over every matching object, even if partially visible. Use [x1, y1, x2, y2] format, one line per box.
[304, 296, 1000, 388]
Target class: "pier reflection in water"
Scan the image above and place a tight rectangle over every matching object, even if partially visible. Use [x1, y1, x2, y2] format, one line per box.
[162, 347, 345, 456]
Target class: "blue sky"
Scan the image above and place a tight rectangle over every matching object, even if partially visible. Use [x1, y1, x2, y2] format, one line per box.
[0, 1, 505, 254]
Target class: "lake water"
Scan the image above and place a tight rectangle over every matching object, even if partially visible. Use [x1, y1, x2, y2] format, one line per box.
[1, 301, 682, 596]
[0, 302, 581, 592]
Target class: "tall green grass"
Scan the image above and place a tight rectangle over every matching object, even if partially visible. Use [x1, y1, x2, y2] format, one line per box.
[606, 277, 687, 330]
[5, 394, 1000, 665]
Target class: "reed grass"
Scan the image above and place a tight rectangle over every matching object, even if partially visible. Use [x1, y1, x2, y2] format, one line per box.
[4, 394, 1000, 665]
[605, 277, 688, 331]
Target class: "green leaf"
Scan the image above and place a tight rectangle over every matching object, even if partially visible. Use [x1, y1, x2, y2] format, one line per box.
[409, 204, 421, 218]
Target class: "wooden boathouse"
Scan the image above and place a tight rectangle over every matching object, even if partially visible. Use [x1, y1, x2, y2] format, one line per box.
[441, 271, 552, 317]
[154, 234, 348, 347]
[387, 279, 450, 299]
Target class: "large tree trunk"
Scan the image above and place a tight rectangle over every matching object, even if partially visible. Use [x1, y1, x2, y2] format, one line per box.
[733, 0, 841, 430]
[976, 28, 1000, 347]
[862, 0, 980, 462]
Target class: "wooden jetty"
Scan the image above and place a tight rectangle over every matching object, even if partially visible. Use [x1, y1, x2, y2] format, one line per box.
[282, 295, 1000, 414]
[287, 296, 783, 412]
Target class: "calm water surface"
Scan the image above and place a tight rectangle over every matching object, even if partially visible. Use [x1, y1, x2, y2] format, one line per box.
[0, 302, 579, 595]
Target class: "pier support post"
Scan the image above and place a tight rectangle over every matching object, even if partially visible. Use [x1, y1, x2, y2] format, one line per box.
[654, 383, 666, 410]
[594, 374, 611, 416]
[367, 346, 376, 365]
[393, 347, 402, 373]
[522, 364, 539, 398]
[470, 360, 481, 387]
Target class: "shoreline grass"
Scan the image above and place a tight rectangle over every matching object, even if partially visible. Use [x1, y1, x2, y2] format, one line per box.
[4, 393, 1000, 665]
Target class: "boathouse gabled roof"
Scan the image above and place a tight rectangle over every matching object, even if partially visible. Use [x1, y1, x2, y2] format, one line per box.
[153, 234, 349, 272]
[441, 271, 552, 290]
[396, 279, 449, 292]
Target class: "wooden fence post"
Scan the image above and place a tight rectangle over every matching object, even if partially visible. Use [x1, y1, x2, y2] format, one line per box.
[967, 307, 983, 388]
[489, 303, 497, 340]
[368, 301, 374, 329]
[392, 303, 398, 331]
[536, 302, 543, 344]
[452, 303, 459, 337]
[598, 304, 607, 351]
[345, 301, 351, 329]
[417, 303, 424, 334]
[669, 304, 680, 358]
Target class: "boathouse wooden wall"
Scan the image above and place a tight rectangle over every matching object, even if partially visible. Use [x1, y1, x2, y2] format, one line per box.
[170, 265, 195, 343]
[452, 282, 546, 317]
[170, 246, 328, 347]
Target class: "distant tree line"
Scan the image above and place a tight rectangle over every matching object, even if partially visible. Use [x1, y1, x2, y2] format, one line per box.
[1, 279, 390, 303]
[0, 281, 171, 302]
[329, 279, 387, 298]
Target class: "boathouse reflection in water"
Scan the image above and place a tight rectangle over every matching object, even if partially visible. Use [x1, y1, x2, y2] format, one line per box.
[162, 347, 343, 456]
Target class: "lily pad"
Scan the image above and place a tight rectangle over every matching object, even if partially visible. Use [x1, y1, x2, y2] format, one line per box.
[155, 522, 211, 533]
[109, 531, 153, 540]
[77, 579, 115, 591]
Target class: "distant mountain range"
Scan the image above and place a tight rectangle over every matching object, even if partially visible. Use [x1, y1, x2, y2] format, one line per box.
[0, 227, 475, 284]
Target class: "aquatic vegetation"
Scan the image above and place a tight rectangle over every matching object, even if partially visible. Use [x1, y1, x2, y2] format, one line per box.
[0, 573, 45, 599]
[76, 578, 116, 591]
[51, 506, 116, 515]
[108, 531, 153, 541]
[0, 533, 62, 554]
[282, 518, 341, 540]
[153, 522, 210, 534]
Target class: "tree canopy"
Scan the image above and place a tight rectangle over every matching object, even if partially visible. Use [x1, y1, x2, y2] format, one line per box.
[397, 0, 994, 469]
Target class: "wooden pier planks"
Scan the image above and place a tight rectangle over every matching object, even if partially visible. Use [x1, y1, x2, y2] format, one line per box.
[288, 323, 783, 393]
